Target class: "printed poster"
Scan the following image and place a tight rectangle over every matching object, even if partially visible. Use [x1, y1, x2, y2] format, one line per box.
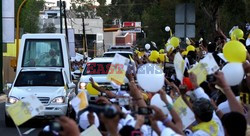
[107, 54, 130, 85]
[80, 125, 102, 136]
[7, 95, 44, 126]
[174, 52, 185, 83]
[188, 63, 208, 85]
[173, 97, 195, 129]
[200, 53, 219, 74]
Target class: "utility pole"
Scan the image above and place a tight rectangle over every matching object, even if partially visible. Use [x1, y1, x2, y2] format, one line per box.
[0, 0, 3, 93]
[60, 0, 62, 33]
[62, 1, 68, 42]
[82, 17, 87, 52]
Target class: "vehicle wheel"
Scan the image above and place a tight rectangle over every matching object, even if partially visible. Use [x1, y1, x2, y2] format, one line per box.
[5, 113, 14, 127]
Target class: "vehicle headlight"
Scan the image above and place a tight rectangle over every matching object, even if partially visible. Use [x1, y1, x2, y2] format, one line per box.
[8, 96, 19, 104]
[51, 96, 65, 104]
[79, 82, 87, 90]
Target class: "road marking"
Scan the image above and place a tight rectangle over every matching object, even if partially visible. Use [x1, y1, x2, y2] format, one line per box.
[23, 128, 35, 135]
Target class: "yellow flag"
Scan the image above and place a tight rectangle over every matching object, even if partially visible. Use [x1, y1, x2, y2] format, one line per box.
[7, 101, 33, 126]
[77, 92, 88, 110]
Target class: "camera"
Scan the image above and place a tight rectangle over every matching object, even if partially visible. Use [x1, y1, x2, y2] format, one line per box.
[165, 86, 173, 94]
[138, 107, 152, 115]
[144, 116, 151, 125]
[207, 74, 216, 82]
[83, 104, 119, 119]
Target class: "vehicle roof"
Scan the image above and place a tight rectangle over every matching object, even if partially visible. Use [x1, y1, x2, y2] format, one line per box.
[21, 67, 62, 72]
[88, 57, 114, 63]
[22, 33, 65, 39]
[104, 51, 133, 54]
[110, 45, 132, 48]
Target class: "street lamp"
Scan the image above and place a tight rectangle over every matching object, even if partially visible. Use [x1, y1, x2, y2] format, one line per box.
[15, 0, 27, 68]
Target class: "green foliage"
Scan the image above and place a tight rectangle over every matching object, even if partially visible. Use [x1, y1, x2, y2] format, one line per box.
[89, 0, 250, 46]
[73, 0, 96, 18]
[42, 23, 57, 33]
[15, 0, 45, 33]
[220, 0, 247, 35]
[142, 0, 177, 48]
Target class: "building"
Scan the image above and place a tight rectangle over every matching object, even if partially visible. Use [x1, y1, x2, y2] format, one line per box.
[44, 0, 72, 10]
[39, 10, 104, 57]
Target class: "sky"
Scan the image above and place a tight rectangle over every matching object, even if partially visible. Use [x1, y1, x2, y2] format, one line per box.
[106, 0, 111, 5]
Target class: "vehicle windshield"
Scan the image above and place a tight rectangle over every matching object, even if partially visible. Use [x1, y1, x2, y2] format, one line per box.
[103, 53, 132, 58]
[23, 39, 64, 67]
[14, 71, 64, 86]
[83, 62, 111, 75]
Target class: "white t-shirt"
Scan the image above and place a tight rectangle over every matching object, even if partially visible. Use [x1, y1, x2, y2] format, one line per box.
[191, 87, 225, 136]
[218, 96, 240, 114]
[79, 111, 100, 130]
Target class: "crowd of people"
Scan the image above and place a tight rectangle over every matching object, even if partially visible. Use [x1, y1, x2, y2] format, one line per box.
[41, 27, 250, 136]
[71, 60, 85, 71]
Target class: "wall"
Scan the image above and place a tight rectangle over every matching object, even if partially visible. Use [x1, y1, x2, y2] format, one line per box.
[103, 30, 122, 51]
[115, 32, 136, 46]
[3, 57, 16, 84]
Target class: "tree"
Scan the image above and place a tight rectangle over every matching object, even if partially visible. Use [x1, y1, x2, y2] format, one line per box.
[142, 0, 177, 48]
[42, 23, 57, 33]
[72, 0, 97, 18]
[15, 0, 45, 33]
[219, 0, 247, 36]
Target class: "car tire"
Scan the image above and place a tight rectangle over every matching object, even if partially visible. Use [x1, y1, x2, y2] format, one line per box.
[5, 113, 14, 127]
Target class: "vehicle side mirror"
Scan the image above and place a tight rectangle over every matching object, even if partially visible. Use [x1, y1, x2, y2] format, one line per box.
[68, 82, 76, 89]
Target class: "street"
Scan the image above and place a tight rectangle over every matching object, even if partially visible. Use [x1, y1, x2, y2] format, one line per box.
[0, 102, 44, 136]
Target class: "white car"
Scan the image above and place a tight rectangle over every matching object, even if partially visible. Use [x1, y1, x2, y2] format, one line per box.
[5, 34, 77, 127]
[78, 57, 129, 102]
[71, 70, 81, 80]
[108, 45, 133, 52]
[103, 51, 133, 59]
[5, 68, 76, 126]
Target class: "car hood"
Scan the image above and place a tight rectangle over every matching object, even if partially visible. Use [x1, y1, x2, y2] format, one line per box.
[79, 74, 129, 84]
[9, 86, 66, 100]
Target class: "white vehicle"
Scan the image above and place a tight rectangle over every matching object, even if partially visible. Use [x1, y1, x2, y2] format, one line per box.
[78, 57, 129, 102]
[16, 34, 72, 79]
[5, 68, 76, 126]
[71, 70, 81, 80]
[103, 51, 133, 59]
[107, 45, 133, 52]
[5, 34, 76, 126]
